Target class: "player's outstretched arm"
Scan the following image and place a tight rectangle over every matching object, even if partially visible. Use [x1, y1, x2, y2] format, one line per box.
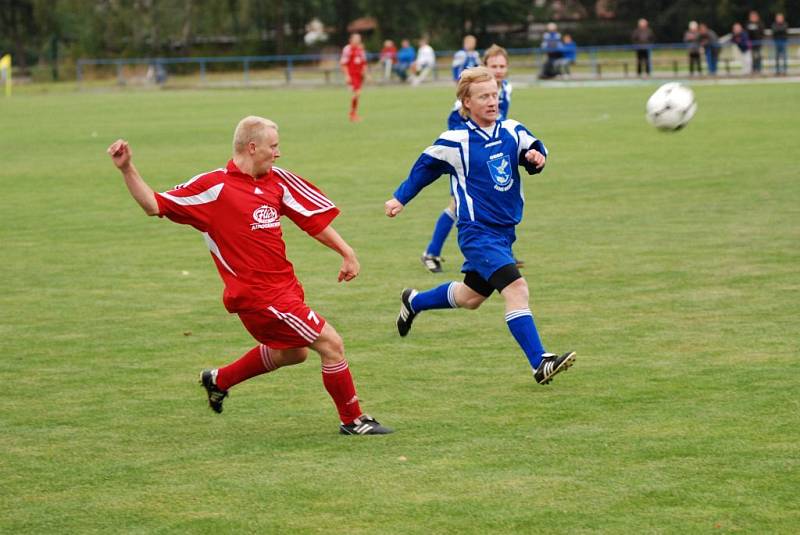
[107, 139, 159, 216]
[384, 198, 404, 218]
[312, 225, 360, 282]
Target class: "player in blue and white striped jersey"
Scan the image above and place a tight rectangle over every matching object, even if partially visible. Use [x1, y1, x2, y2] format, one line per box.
[385, 67, 576, 386]
[451, 35, 481, 82]
[427, 45, 515, 273]
[448, 44, 512, 130]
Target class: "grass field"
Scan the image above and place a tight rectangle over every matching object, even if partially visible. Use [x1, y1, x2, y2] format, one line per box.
[2, 80, 798, 533]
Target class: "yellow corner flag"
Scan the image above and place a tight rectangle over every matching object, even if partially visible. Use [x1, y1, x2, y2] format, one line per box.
[0, 54, 11, 97]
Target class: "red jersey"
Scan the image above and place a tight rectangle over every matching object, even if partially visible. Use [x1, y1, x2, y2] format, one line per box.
[154, 160, 339, 313]
[340, 44, 367, 75]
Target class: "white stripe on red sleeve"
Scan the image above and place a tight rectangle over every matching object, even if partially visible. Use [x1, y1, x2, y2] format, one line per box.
[273, 167, 335, 209]
[159, 183, 224, 206]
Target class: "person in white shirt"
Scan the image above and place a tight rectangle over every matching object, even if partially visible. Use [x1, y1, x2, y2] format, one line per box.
[411, 37, 436, 86]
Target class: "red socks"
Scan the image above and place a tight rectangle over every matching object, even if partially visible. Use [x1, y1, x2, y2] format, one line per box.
[322, 361, 362, 425]
[214, 348, 361, 425]
[350, 95, 359, 114]
[215, 344, 276, 391]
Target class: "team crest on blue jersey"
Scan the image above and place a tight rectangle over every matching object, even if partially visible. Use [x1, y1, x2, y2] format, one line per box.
[487, 154, 513, 192]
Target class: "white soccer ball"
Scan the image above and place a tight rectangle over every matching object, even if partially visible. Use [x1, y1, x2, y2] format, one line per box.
[645, 83, 697, 131]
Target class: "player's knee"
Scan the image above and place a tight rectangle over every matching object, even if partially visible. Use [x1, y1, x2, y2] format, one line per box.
[329, 333, 345, 358]
[316, 327, 345, 363]
[502, 277, 529, 302]
[461, 295, 484, 310]
[275, 348, 308, 366]
[291, 348, 309, 365]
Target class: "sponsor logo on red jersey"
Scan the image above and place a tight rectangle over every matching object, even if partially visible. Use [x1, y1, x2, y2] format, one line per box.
[251, 204, 280, 230]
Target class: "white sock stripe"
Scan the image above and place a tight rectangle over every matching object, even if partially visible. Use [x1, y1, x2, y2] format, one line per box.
[322, 361, 349, 374]
[267, 306, 318, 342]
[447, 282, 458, 308]
[443, 207, 456, 220]
[260, 345, 277, 371]
[505, 308, 532, 322]
[259, 344, 268, 367]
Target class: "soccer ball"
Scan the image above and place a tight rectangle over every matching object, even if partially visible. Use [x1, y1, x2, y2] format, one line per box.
[645, 83, 697, 131]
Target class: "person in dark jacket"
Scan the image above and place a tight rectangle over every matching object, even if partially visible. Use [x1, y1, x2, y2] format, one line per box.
[732, 22, 753, 75]
[684, 21, 702, 75]
[746, 11, 765, 73]
[632, 18, 655, 77]
[772, 13, 789, 75]
[698, 23, 720, 75]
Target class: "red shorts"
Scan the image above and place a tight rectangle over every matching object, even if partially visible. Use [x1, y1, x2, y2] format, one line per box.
[238, 300, 326, 349]
[348, 73, 363, 91]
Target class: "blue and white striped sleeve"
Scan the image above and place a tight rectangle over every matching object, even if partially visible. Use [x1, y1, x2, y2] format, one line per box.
[504, 120, 547, 175]
[393, 138, 460, 205]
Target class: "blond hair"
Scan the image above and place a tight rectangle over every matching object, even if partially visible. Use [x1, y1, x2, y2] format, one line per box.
[233, 116, 278, 154]
[456, 66, 495, 119]
[482, 44, 509, 64]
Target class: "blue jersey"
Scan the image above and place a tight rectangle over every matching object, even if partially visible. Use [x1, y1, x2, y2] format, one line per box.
[452, 49, 481, 81]
[447, 79, 513, 129]
[394, 118, 546, 229]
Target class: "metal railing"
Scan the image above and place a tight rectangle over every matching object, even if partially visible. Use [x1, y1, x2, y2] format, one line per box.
[76, 39, 799, 87]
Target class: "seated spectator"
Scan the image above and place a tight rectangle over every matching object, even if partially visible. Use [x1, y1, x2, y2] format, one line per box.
[538, 22, 563, 79]
[411, 37, 436, 86]
[554, 34, 577, 76]
[393, 39, 416, 82]
[146, 61, 168, 85]
[379, 40, 397, 81]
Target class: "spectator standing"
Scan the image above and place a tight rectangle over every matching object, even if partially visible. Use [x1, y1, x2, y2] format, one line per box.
[379, 39, 397, 81]
[539, 22, 563, 79]
[394, 39, 416, 82]
[746, 11, 765, 73]
[452, 35, 481, 81]
[772, 13, 789, 75]
[684, 21, 702, 75]
[412, 37, 436, 86]
[698, 23, 719, 75]
[732, 22, 753, 75]
[632, 18, 655, 77]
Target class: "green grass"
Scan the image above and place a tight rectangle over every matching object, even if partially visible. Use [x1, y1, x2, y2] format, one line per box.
[1, 81, 798, 533]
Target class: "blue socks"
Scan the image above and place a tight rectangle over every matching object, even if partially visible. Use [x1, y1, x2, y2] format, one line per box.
[409, 289, 546, 372]
[425, 208, 455, 257]
[505, 308, 546, 370]
[409, 282, 458, 312]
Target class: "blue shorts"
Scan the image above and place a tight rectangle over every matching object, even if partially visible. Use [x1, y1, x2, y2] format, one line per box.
[458, 221, 517, 281]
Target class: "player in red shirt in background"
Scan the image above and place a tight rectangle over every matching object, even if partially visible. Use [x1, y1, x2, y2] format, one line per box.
[340, 32, 368, 122]
[107, 116, 392, 435]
